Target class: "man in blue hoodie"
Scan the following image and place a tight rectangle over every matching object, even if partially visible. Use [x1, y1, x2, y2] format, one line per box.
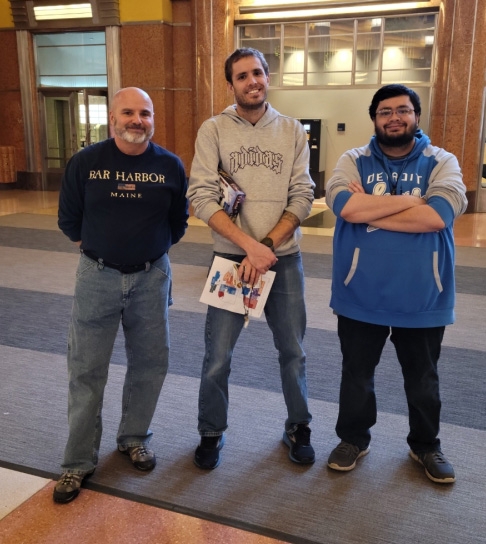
[325, 84, 467, 484]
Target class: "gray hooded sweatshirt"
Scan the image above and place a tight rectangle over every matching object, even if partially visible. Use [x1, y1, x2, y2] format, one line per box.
[188, 103, 315, 256]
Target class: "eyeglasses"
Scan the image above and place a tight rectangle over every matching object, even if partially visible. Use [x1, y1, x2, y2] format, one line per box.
[375, 107, 415, 119]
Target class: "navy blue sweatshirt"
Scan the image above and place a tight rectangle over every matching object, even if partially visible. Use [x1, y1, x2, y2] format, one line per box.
[58, 138, 189, 265]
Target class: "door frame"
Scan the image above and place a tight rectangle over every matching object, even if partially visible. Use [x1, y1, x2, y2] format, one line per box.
[477, 87, 486, 213]
[38, 88, 108, 190]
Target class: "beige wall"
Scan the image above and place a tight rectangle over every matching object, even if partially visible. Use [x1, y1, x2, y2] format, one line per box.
[268, 88, 431, 185]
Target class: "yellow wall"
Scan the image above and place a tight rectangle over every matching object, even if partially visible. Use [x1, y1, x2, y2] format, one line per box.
[0, 0, 173, 27]
[0, 0, 13, 28]
[0, 0, 172, 28]
[119, 0, 172, 23]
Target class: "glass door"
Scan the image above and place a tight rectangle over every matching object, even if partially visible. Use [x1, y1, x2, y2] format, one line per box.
[40, 89, 108, 189]
[77, 91, 109, 150]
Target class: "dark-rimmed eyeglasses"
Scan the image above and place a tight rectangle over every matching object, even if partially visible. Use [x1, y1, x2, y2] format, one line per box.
[376, 107, 415, 119]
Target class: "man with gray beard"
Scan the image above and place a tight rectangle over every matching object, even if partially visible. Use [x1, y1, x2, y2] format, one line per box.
[54, 87, 188, 503]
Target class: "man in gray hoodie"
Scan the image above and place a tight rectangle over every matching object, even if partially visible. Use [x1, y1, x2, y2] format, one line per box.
[188, 47, 315, 469]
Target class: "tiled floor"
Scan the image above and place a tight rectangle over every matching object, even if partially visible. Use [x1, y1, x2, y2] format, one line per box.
[0, 188, 485, 543]
[0, 473, 284, 544]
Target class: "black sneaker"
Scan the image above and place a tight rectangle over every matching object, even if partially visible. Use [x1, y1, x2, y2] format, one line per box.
[283, 424, 315, 464]
[327, 441, 370, 471]
[409, 449, 456, 484]
[53, 471, 93, 503]
[118, 444, 156, 471]
[194, 434, 225, 469]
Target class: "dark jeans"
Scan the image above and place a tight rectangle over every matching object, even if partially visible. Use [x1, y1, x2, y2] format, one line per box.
[336, 315, 445, 453]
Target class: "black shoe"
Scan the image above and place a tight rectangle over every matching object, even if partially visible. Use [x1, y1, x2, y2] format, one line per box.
[409, 449, 456, 484]
[118, 444, 156, 471]
[53, 471, 93, 504]
[194, 434, 225, 469]
[283, 424, 315, 464]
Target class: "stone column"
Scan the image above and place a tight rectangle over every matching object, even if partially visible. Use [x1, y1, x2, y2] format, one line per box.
[193, 0, 235, 133]
[430, 0, 486, 211]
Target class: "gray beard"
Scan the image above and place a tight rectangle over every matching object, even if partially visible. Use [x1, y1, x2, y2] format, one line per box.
[115, 127, 153, 144]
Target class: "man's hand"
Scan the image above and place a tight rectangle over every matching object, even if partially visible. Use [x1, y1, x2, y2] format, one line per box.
[239, 245, 277, 284]
[341, 185, 425, 224]
[343, 180, 442, 232]
[348, 180, 365, 193]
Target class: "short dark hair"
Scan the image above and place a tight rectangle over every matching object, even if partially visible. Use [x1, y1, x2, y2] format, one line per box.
[369, 84, 421, 119]
[224, 48, 269, 84]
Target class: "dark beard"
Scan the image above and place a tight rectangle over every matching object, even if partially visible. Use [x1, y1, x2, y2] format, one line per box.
[239, 101, 264, 111]
[375, 127, 416, 148]
[236, 97, 266, 112]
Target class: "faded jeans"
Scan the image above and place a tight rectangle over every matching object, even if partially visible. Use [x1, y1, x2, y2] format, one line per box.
[198, 251, 312, 436]
[61, 252, 171, 475]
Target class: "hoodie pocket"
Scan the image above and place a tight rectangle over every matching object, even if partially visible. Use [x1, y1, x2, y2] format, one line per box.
[343, 246, 444, 314]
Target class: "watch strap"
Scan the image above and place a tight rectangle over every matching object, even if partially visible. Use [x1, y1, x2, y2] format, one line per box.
[260, 236, 274, 251]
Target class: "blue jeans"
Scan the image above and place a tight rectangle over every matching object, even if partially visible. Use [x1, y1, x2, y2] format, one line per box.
[198, 252, 312, 436]
[62, 252, 171, 475]
[336, 315, 444, 453]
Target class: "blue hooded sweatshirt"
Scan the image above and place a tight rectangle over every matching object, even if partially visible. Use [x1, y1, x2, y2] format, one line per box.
[326, 131, 467, 328]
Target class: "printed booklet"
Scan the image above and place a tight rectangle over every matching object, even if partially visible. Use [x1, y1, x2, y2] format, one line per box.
[199, 256, 275, 320]
[218, 169, 245, 221]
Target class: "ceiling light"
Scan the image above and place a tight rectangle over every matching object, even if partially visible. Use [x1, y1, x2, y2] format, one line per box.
[33, 4, 93, 21]
[240, 1, 431, 14]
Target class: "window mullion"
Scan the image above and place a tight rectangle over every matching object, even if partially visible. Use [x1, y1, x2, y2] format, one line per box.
[378, 18, 384, 84]
[351, 18, 357, 86]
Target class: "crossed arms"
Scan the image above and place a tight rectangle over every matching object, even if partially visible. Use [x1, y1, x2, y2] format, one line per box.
[342, 181, 445, 233]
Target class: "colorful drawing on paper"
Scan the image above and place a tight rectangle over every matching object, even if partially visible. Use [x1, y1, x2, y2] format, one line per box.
[200, 256, 275, 318]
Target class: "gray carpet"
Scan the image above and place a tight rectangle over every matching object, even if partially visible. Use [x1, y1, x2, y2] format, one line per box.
[1, 214, 486, 544]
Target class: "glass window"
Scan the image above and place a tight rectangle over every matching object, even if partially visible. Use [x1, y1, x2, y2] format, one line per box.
[240, 25, 281, 83]
[384, 14, 437, 32]
[239, 24, 281, 40]
[382, 16, 436, 84]
[355, 32, 381, 84]
[236, 13, 437, 88]
[308, 20, 354, 86]
[283, 23, 306, 86]
[35, 31, 107, 88]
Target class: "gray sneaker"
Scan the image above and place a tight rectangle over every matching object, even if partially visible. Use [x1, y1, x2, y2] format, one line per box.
[118, 444, 156, 471]
[409, 450, 456, 484]
[53, 472, 92, 503]
[328, 441, 370, 471]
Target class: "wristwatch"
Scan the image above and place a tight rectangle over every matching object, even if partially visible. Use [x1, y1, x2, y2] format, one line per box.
[260, 236, 274, 252]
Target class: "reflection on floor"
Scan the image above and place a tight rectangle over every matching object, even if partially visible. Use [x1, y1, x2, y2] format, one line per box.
[301, 207, 336, 230]
[0, 189, 485, 543]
